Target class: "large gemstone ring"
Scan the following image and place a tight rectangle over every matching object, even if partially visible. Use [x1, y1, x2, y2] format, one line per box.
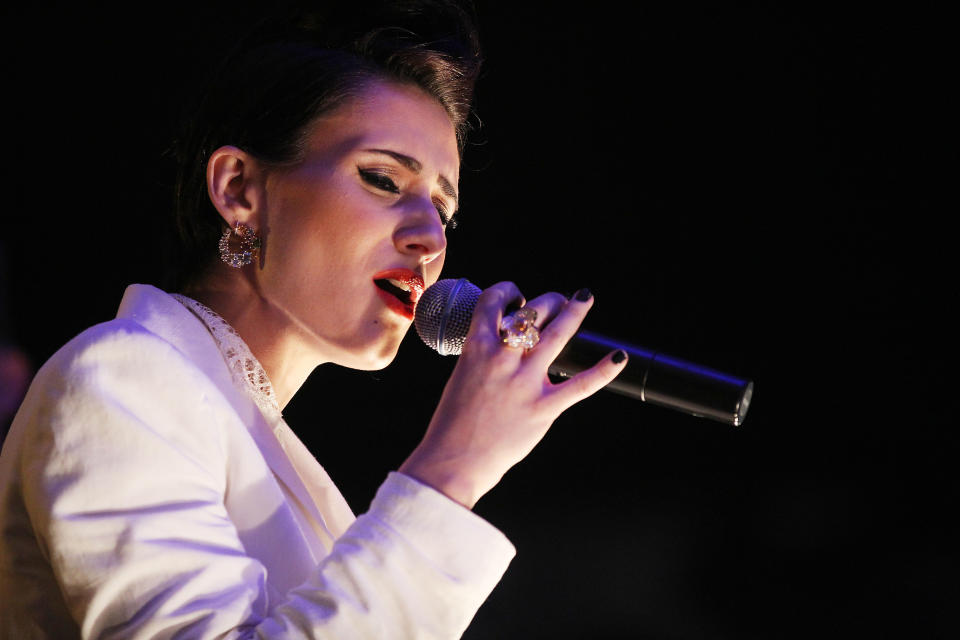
[500, 307, 540, 350]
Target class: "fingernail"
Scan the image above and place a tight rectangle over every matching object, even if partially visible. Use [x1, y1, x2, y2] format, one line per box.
[574, 288, 592, 302]
[612, 350, 627, 364]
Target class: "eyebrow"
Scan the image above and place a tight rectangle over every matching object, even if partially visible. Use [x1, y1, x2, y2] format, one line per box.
[365, 148, 459, 211]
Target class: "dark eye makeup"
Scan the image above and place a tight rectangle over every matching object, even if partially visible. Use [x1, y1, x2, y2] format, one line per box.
[358, 167, 458, 229]
[358, 168, 400, 194]
[434, 201, 457, 229]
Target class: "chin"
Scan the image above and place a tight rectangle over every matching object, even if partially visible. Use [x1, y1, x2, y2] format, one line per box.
[347, 353, 398, 372]
[334, 334, 404, 371]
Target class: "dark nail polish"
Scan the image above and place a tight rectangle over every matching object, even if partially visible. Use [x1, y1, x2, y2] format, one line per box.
[612, 350, 627, 364]
[574, 288, 592, 302]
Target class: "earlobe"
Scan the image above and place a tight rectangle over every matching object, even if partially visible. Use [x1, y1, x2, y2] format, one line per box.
[206, 146, 265, 228]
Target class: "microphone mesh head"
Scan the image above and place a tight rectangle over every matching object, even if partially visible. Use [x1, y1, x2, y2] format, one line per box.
[414, 278, 481, 355]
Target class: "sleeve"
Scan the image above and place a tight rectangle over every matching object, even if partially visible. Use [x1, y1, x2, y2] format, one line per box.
[17, 322, 514, 639]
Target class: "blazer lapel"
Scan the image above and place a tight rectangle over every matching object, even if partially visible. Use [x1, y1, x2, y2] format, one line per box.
[115, 285, 351, 555]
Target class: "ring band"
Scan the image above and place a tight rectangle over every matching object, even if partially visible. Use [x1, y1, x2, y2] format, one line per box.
[500, 307, 540, 350]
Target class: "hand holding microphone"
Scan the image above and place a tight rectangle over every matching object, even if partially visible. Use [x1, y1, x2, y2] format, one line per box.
[415, 278, 753, 426]
[398, 281, 629, 509]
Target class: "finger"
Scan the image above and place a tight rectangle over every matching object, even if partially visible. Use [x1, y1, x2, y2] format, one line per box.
[526, 288, 594, 370]
[545, 348, 629, 413]
[467, 281, 525, 343]
[519, 292, 569, 331]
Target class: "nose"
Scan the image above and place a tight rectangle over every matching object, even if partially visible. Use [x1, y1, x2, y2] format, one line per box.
[394, 196, 447, 264]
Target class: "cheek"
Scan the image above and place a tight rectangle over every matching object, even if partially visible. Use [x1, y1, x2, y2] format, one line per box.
[272, 191, 358, 262]
[426, 250, 446, 285]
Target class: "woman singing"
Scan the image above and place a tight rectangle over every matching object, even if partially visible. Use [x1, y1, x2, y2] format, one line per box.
[0, 3, 627, 637]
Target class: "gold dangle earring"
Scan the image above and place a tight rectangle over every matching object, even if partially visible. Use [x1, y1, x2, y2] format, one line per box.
[218, 222, 261, 268]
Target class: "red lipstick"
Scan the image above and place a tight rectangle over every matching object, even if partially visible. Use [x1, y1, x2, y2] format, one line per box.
[372, 269, 425, 320]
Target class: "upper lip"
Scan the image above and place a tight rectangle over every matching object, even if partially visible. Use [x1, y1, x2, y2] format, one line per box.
[372, 268, 426, 305]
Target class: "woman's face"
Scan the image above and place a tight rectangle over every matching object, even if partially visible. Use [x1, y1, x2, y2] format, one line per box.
[256, 80, 460, 370]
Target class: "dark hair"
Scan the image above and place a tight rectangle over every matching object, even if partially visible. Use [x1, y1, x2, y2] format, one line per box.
[166, 1, 482, 291]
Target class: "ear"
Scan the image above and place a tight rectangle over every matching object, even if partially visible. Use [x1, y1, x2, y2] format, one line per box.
[206, 145, 267, 230]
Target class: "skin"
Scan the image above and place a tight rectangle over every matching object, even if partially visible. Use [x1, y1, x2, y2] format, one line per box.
[187, 79, 628, 509]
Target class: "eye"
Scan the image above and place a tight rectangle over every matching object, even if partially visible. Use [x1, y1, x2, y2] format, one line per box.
[434, 200, 459, 229]
[361, 166, 459, 229]
[358, 168, 400, 194]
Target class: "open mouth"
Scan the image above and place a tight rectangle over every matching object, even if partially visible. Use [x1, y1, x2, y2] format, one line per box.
[375, 278, 415, 305]
[372, 270, 424, 320]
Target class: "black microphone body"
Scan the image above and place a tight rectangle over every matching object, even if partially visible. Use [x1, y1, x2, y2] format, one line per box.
[415, 278, 753, 426]
[548, 330, 753, 426]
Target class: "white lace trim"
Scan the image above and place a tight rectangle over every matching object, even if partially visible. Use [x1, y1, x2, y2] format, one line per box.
[172, 294, 281, 421]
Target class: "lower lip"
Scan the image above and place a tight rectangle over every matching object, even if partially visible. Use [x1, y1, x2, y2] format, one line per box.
[375, 286, 415, 320]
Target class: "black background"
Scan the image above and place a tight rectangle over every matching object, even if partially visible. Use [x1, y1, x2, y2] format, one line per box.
[2, 2, 953, 638]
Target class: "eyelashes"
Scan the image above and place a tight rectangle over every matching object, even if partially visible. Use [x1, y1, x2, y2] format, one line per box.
[359, 168, 400, 194]
[358, 168, 458, 229]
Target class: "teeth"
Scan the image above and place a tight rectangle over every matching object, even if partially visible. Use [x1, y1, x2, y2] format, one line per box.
[387, 278, 412, 292]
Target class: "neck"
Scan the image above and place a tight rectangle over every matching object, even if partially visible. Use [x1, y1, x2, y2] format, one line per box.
[182, 269, 323, 409]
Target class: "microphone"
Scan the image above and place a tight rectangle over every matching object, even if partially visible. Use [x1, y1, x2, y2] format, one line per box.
[414, 278, 754, 426]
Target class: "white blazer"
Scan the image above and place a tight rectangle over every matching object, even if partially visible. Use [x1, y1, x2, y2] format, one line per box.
[0, 285, 514, 639]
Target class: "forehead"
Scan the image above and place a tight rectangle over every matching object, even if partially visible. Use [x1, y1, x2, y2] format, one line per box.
[301, 80, 461, 181]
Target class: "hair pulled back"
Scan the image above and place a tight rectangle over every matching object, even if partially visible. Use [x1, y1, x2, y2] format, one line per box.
[168, 1, 482, 291]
